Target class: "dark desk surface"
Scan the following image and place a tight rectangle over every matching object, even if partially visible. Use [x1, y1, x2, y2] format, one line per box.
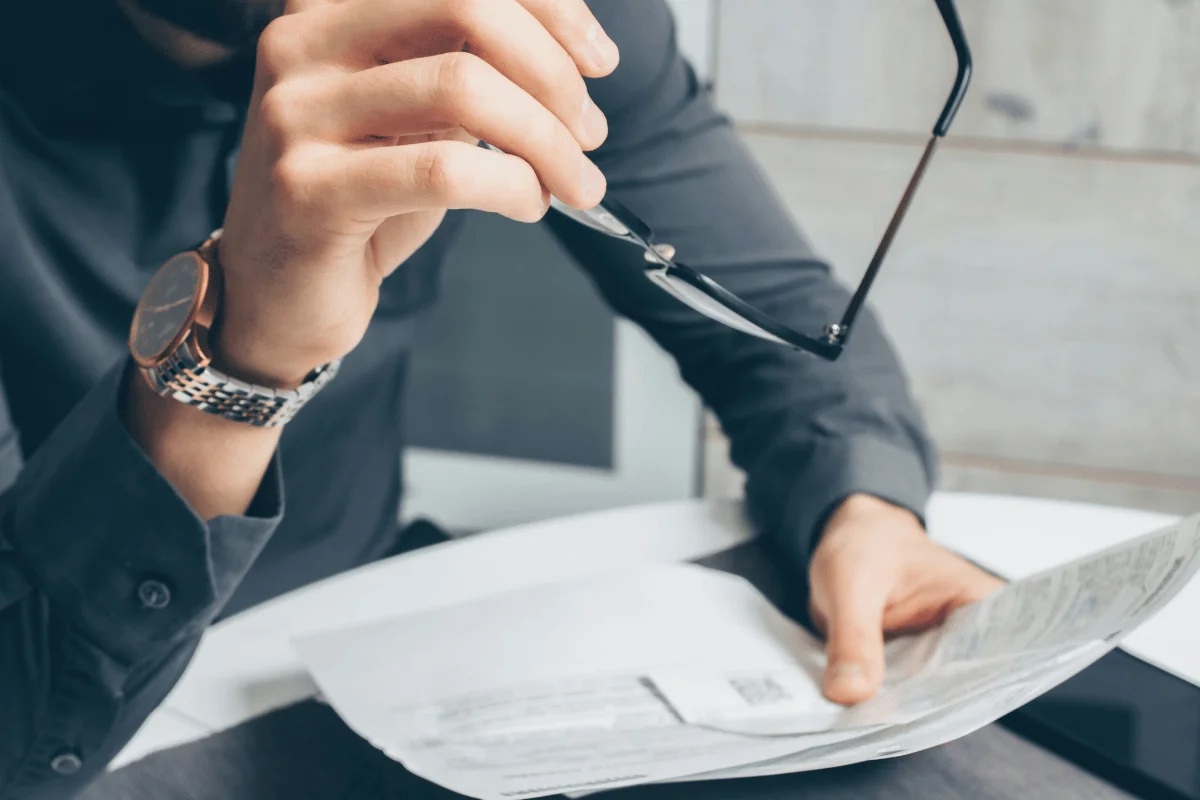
[1005, 649, 1200, 800]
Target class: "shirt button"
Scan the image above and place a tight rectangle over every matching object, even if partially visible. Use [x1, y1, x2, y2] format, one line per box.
[50, 752, 82, 776]
[137, 579, 172, 610]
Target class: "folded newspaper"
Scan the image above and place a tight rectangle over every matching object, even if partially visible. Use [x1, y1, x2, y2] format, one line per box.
[294, 513, 1200, 799]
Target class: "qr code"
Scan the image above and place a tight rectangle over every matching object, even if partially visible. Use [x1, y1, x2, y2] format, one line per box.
[728, 676, 791, 706]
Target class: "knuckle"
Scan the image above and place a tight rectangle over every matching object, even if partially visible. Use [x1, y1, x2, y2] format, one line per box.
[564, 72, 590, 113]
[829, 627, 882, 660]
[549, 70, 589, 130]
[256, 84, 302, 138]
[375, 61, 417, 98]
[255, 16, 302, 75]
[270, 152, 322, 208]
[512, 166, 549, 222]
[412, 144, 462, 200]
[831, 622, 874, 645]
[444, 0, 483, 29]
[434, 52, 486, 114]
[538, 116, 577, 162]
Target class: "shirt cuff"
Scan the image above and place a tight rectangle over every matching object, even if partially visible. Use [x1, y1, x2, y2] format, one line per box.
[759, 435, 934, 567]
[7, 359, 282, 668]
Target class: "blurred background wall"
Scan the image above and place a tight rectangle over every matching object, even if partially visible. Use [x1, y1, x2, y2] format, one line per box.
[404, 0, 1200, 530]
[700, 0, 1200, 515]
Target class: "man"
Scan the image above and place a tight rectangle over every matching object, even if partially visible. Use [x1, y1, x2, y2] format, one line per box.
[0, 0, 1004, 796]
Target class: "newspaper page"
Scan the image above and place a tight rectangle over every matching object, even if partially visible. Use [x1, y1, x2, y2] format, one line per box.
[642, 514, 1200, 787]
[658, 640, 1113, 786]
[647, 513, 1200, 738]
[297, 514, 1200, 800]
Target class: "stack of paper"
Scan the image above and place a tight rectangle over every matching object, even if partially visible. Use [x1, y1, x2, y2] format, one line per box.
[294, 513, 1200, 799]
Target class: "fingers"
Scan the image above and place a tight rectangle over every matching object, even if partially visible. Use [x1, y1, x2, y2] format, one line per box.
[370, 209, 449, 280]
[820, 577, 888, 705]
[311, 53, 605, 208]
[333, 139, 552, 223]
[324, 0, 610, 151]
[954, 565, 1006, 605]
[517, 0, 621, 76]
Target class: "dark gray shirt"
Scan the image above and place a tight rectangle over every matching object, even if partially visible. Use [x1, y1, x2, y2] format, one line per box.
[0, 1, 936, 796]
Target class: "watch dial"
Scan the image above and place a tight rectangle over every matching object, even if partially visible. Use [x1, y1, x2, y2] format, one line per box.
[132, 253, 203, 362]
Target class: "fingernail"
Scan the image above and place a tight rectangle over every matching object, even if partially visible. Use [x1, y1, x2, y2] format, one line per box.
[580, 154, 606, 204]
[582, 96, 608, 145]
[587, 22, 620, 71]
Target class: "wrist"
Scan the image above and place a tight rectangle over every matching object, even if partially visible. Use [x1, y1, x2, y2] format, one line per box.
[831, 493, 919, 524]
[209, 285, 347, 390]
[210, 271, 366, 391]
[819, 494, 923, 548]
[206, 318, 318, 391]
[122, 360, 282, 520]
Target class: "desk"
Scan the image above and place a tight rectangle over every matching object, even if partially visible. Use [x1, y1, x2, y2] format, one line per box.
[112, 493, 1198, 790]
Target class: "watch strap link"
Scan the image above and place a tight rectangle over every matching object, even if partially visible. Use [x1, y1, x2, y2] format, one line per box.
[145, 346, 341, 428]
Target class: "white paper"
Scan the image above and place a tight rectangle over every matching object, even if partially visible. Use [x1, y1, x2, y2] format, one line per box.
[296, 566, 863, 798]
[296, 514, 1200, 800]
[388, 676, 867, 799]
[645, 633, 936, 736]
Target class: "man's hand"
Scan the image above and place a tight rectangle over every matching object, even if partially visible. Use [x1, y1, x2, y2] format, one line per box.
[218, 0, 620, 387]
[809, 494, 1004, 705]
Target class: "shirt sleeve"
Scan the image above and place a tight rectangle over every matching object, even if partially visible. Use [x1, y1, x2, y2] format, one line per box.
[0, 359, 282, 799]
[547, 0, 938, 566]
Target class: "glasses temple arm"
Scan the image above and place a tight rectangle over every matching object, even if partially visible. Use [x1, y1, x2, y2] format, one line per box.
[828, 0, 972, 347]
[933, 0, 973, 137]
[830, 135, 939, 343]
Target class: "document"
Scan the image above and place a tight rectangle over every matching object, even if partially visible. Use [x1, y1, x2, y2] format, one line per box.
[295, 513, 1200, 800]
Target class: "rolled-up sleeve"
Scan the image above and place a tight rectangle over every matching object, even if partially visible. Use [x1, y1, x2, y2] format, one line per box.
[548, 0, 937, 565]
[0, 359, 281, 798]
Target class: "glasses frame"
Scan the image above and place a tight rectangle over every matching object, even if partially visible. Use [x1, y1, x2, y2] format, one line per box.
[543, 0, 973, 361]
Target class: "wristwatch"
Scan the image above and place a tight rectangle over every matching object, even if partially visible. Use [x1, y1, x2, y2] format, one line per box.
[128, 230, 340, 427]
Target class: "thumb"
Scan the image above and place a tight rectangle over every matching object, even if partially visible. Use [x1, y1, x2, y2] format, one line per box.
[821, 583, 887, 705]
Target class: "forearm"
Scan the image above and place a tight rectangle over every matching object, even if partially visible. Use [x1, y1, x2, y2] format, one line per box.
[122, 369, 279, 521]
[561, 0, 937, 560]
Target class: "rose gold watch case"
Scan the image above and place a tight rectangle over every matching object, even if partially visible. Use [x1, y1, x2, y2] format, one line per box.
[129, 236, 222, 370]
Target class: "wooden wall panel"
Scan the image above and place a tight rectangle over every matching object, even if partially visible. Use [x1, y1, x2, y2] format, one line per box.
[715, 0, 1200, 156]
[694, 131, 1200, 512]
[702, 422, 1200, 515]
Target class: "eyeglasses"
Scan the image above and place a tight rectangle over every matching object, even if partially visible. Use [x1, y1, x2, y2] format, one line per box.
[531, 0, 972, 362]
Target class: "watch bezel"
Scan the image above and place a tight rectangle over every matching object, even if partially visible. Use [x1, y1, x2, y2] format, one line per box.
[129, 250, 215, 369]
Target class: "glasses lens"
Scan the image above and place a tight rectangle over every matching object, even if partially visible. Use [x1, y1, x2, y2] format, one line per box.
[645, 270, 790, 346]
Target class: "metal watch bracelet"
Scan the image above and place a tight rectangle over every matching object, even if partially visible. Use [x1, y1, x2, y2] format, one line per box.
[144, 348, 341, 428]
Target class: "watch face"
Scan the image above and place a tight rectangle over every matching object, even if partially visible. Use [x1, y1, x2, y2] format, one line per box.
[131, 252, 205, 364]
